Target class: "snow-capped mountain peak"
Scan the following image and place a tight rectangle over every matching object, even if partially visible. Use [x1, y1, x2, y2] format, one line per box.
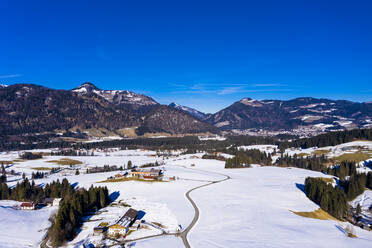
[168, 102, 208, 120]
[72, 82, 158, 106]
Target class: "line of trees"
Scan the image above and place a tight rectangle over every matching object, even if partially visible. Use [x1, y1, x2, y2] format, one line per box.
[32, 171, 46, 179]
[279, 128, 372, 150]
[0, 178, 109, 247]
[202, 153, 226, 161]
[48, 185, 109, 246]
[225, 149, 272, 168]
[0, 178, 74, 203]
[20, 152, 43, 160]
[276, 154, 329, 172]
[326, 161, 357, 179]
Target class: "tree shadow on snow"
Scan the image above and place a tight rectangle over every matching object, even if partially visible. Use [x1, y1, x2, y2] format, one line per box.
[109, 191, 120, 202]
[364, 160, 372, 170]
[295, 183, 305, 194]
[71, 182, 79, 188]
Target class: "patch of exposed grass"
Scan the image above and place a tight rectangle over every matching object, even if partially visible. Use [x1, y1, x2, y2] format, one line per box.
[47, 158, 83, 166]
[0, 160, 14, 164]
[13, 159, 25, 162]
[312, 149, 331, 156]
[316, 177, 334, 183]
[296, 153, 309, 157]
[152, 222, 166, 228]
[32, 167, 52, 171]
[332, 152, 371, 163]
[98, 177, 165, 183]
[344, 225, 358, 238]
[99, 222, 109, 227]
[290, 208, 339, 221]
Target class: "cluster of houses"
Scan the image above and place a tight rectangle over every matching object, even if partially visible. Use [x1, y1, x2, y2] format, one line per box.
[94, 208, 141, 238]
[18, 197, 62, 210]
[108, 168, 164, 181]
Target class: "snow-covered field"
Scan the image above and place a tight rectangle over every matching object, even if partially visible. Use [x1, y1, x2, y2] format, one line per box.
[1, 147, 372, 247]
[285, 140, 372, 159]
[0, 200, 57, 248]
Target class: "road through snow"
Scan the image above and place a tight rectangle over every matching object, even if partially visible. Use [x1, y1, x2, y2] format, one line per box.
[111, 166, 230, 248]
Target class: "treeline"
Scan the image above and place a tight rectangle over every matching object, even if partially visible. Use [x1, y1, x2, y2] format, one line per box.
[280, 128, 372, 149]
[0, 178, 73, 203]
[276, 154, 329, 172]
[140, 161, 160, 168]
[1, 134, 278, 152]
[48, 185, 109, 246]
[304, 177, 347, 219]
[2, 128, 371, 156]
[326, 161, 372, 200]
[86, 165, 122, 174]
[20, 152, 42, 160]
[326, 161, 357, 179]
[202, 154, 226, 161]
[31, 171, 46, 179]
[225, 149, 272, 168]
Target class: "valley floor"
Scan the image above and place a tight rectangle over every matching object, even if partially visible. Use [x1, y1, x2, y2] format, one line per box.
[1, 148, 372, 247]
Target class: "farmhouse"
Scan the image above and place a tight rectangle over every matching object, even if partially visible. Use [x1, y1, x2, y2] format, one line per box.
[93, 226, 107, 235]
[43, 197, 62, 206]
[107, 224, 127, 236]
[130, 168, 163, 180]
[20, 202, 36, 210]
[107, 208, 139, 237]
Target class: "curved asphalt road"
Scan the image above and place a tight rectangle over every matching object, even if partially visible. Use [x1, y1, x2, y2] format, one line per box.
[180, 172, 231, 248]
[104, 167, 231, 248]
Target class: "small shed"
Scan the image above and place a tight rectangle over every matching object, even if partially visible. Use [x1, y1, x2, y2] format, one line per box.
[93, 226, 106, 235]
[21, 202, 36, 210]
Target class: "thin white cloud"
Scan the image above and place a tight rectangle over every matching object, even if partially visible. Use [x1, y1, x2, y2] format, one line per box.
[0, 74, 22, 79]
[218, 86, 245, 95]
[251, 83, 284, 87]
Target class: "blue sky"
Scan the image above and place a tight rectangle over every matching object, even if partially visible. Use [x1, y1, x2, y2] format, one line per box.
[1, 0, 371, 113]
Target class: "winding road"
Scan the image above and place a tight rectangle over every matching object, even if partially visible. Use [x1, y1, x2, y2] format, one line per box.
[109, 166, 231, 248]
[180, 171, 231, 248]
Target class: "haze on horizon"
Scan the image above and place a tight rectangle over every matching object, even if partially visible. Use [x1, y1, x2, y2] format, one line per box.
[1, 0, 371, 113]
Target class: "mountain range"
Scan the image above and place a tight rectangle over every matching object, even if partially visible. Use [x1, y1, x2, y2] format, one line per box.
[0, 83, 371, 141]
[0, 83, 217, 139]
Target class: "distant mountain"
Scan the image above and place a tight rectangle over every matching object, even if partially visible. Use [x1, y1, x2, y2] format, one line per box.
[168, 102, 209, 120]
[137, 105, 218, 135]
[206, 97, 372, 133]
[0, 83, 218, 139]
[1, 83, 370, 140]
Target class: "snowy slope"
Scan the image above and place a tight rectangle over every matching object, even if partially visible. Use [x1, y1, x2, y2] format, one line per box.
[0, 200, 57, 248]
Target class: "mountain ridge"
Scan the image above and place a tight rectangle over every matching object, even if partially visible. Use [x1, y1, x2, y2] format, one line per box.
[0, 83, 218, 138]
[0, 82, 371, 139]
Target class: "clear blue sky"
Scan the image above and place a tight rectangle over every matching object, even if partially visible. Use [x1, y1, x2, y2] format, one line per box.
[1, 0, 371, 113]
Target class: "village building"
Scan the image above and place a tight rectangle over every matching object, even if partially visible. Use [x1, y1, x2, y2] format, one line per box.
[20, 202, 36, 210]
[107, 224, 127, 236]
[93, 226, 107, 236]
[130, 168, 163, 180]
[43, 198, 53, 206]
[43, 197, 62, 206]
[114, 173, 124, 179]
